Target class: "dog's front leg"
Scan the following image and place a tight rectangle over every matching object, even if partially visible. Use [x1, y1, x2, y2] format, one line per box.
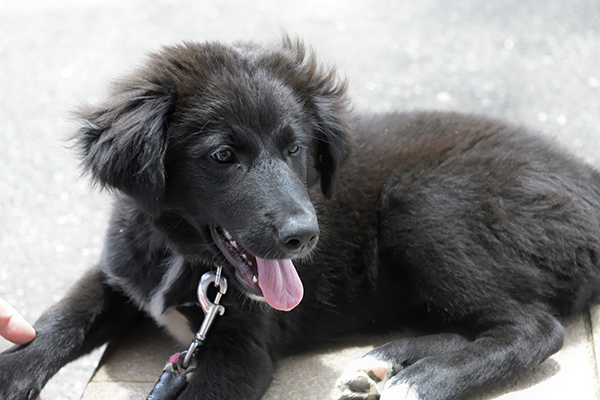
[175, 309, 279, 400]
[0, 267, 141, 400]
[179, 345, 275, 400]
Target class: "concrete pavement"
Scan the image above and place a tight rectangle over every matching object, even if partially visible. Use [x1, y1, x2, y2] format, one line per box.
[0, 0, 599, 399]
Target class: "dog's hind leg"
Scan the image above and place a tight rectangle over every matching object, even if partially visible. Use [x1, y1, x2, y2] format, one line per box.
[338, 305, 564, 400]
[0, 267, 142, 400]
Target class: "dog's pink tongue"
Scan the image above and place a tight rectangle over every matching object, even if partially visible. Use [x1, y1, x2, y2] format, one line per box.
[256, 257, 304, 311]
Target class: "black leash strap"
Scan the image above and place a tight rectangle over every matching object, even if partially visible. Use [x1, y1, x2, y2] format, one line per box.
[146, 267, 227, 400]
[146, 352, 195, 400]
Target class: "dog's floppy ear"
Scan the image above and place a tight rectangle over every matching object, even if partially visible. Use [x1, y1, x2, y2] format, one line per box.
[312, 85, 352, 198]
[278, 37, 352, 198]
[74, 81, 174, 216]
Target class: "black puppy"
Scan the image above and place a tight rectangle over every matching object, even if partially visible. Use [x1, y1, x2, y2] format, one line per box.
[1, 37, 599, 400]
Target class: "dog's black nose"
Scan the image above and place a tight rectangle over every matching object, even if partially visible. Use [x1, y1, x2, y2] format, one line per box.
[279, 216, 319, 253]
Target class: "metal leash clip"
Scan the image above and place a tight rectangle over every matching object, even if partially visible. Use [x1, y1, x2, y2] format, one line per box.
[181, 265, 228, 369]
[146, 265, 227, 400]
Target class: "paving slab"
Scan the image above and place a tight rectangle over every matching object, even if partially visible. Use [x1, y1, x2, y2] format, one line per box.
[81, 315, 600, 400]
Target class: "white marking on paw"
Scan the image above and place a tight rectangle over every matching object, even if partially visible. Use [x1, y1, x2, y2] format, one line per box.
[380, 381, 421, 400]
[337, 356, 394, 398]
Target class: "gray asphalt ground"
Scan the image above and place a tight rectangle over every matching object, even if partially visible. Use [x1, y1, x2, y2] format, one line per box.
[0, 1, 599, 399]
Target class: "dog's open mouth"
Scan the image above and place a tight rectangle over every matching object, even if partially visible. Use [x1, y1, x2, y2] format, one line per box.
[210, 224, 304, 311]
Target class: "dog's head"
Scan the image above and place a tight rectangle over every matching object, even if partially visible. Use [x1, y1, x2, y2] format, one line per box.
[74, 37, 351, 311]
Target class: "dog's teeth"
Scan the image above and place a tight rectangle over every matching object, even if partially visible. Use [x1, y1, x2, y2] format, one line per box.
[252, 275, 258, 283]
[223, 229, 240, 249]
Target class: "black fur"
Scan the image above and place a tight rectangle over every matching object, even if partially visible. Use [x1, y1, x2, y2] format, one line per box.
[1, 37, 600, 400]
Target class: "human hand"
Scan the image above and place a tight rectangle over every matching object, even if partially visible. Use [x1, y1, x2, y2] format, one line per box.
[0, 297, 41, 399]
[0, 296, 36, 345]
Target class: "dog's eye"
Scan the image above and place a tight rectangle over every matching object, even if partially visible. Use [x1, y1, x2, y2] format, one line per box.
[211, 149, 236, 164]
[288, 145, 300, 155]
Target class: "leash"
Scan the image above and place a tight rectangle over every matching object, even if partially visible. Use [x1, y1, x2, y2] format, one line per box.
[146, 265, 228, 400]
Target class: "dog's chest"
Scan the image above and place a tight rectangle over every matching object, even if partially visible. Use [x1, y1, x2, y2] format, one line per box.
[104, 253, 201, 344]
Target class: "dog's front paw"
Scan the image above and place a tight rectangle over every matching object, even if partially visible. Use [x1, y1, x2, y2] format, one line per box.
[337, 356, 397, 400]
[0, 351, 44, 400]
